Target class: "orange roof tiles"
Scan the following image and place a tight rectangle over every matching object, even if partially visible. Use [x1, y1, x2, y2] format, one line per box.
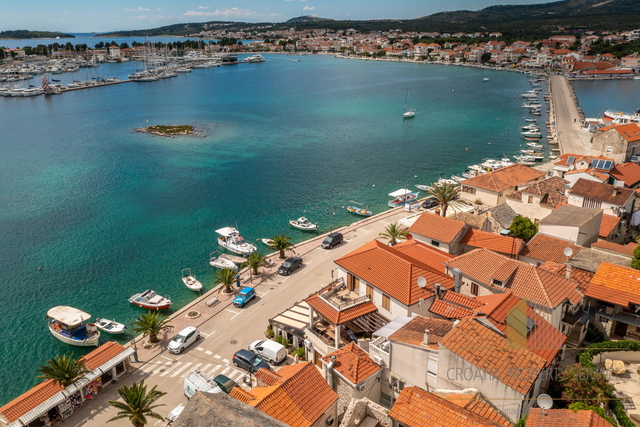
[600, 123, 640, 143]
[526, 408, 611, 427]
[460, 228, 523, 257]
[460, 164, 545, 193]
[0, 380, 63, 423]
[538, 261, 594, 287]
[569, 179, 635, 205]
[507, 176, 569, 208]
[389, 316, 454, 349]
[592, 240, 637, 257]
[334, 239, 454, 306]
[554, 154, 613, 169]
[230, 362, 338, 427]
[429, 299, 474, 319]
[463, 397, 512, 427]
[305, 290, 377, 325]
[393, 239, 455, 273]
[321, 343, 380, 384]
[599, 213, 621, 238]
[564, 168, 609, 182]
[519, 233, 582, 263]
[390, 387, 505, 427]
[408, 212, 467, 245]
[81, 341, 127, 370]
[585, 262, 640, 306]
[440, 318, 546, 394]
[610, 162, 640, 187]
[445, 249, 582, 308]
[443, 291, 484, 308]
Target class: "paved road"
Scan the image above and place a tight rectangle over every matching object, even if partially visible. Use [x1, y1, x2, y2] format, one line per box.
[64, 208, 415, 426]
[549, 75, 591, 156]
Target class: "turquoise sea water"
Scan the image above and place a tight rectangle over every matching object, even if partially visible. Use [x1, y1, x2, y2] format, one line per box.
[0, 56, 542, 403]
[572, 79, 640, 117]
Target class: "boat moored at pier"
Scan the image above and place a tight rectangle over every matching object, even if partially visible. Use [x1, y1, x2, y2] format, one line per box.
[47, 306, 100, 347]
[216, 227, 256, 255]
[129, 289, 172, 310]
[388, 189, 419, 207]
[289, 217, 318, 231]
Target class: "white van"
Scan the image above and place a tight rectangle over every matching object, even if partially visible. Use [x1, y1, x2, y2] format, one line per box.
[249, 340, 288, 365]
[183, 370, 223, 399]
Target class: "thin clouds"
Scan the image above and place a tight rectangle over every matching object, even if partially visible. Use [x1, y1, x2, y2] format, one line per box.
[198, 6, 210, 9]
[303, 6, 315, 10]
[184, 7, 260, 18]
[123, 7, 149, 12]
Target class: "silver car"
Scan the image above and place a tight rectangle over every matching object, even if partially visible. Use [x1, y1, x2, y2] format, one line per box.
[167, 326, 200, 354]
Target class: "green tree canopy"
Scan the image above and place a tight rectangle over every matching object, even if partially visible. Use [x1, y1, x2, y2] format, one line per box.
[508, 216, 538, 240]
[427, 182, 460, 217]
[559, 364, 613, 407]
[107, 380, 166, 427]
[631, 245, 640, 270]
[378, 222, 408, 246]
[268, 233, 295, 259]
[213, 267, 238, 293]
[37, 353, 88, 388]
[133, 312, 173, 344]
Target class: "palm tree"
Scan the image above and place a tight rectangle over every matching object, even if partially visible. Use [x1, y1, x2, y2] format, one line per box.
[428, 182, 460, 217]
[268, 233, 295, 259]
[244, 251, 267, 275]
[37, 353, 88, 388]
[107, 380, 166, 427]
[378, 222, 408, 246]
[133, 312, 173, 344]
[214, 267, 237, 294]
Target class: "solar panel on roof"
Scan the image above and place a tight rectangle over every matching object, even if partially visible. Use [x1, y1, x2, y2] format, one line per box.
[603, 161, 613, 170]
[567, 156, 575, 165]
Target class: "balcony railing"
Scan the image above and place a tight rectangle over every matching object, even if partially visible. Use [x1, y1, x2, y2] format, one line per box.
[589, 306, 640, 328]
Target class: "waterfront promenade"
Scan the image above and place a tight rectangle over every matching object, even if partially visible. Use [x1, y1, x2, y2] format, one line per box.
[549, 75, 592, 156]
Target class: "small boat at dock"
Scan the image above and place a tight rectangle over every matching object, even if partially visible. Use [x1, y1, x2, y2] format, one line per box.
[182, 268, 203, 292]
[47, 306, 100, 347]
[525, 118, 537, 122]
[346, 201, 373, 217]
[290, 217, 318, 231]
[388, 189, 419, 207]
[210, 252, 238, 270]
[95, 318, 127, 335]
[261, 238, 275, 247]
[129, 290, 172, 310]
[216, 227, 256, 255]
[526, 142, 543, 149]
[416, 184, 432, 192]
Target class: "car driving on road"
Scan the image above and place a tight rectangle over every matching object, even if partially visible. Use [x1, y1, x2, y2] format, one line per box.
[167, 326, 200, 354]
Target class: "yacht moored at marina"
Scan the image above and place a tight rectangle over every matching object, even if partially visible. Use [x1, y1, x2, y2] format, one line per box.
[216, 227, 256, 255]
[603, 109, 640, 124]
[47, 306, 100, 347]
[289, 217, 318, 231]
[129, 289, 172, 310]
[244, 54, 266, 63]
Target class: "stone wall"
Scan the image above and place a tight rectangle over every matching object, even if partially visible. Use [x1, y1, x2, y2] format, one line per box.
[340, 398, 392, 427]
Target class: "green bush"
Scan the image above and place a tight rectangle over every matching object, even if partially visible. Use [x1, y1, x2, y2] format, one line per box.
[265, 326, 275, 338]
[274, 335, 291, 348]
[291, 347, 305, 358]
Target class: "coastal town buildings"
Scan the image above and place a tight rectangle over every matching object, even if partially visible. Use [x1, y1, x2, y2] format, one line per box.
[591, 123, 640, 164]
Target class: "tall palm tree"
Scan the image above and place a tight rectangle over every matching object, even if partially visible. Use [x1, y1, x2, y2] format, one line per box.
[133, 312, 173, 344]
[37, 353, 88, 388]
[214, 267, 238, 293]
[428, 182, 460, 217]
[107, 380, 166, 427]
[268, 233, 295, 259]
[244, 251, 267, 275]
[378, 222, 408, 246]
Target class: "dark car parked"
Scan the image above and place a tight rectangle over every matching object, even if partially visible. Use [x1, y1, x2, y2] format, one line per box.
[321, 232, 344, 249]
[232, 349, 271, 373]
[421, 199, 439, 209]
[278, 257, 303, 276]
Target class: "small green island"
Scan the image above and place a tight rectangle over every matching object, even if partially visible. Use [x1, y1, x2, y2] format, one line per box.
[135, 125, 205, 137]
[0, 30, 75, 39]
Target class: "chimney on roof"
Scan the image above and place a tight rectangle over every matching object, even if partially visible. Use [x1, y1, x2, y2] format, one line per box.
[565, 263, 573, 280]
[435, 283, 442, 299]
[451, 268, 463, 293]
[423, 329, 431, 346]
[590, 168, 595, 176]
[613, 186, 619, 196]
[326, 355, 336, 390]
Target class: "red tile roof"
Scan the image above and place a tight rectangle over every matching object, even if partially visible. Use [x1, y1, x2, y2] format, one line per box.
[434, 391, 512, 427]
[519, 233, 582, 263]
[440, 318, 546, 394]
[0, 380, 63, 423]
[408, 212, 467, 245]
[429, 299, 474, 319]
[538, 261, 594, 288]
[393, 239, 455, 273]
[553, 154, 613, 169]
[321, 343, 380, 384]
[600, 123, 640, 143]
[610, 162, 640, 187]
[585, 262, 640, 306]
[591, 240, 637, 257]
[443, 291, 484, 309]
[569, 179, 636, 205]
[230, 362, 338, 427]
[445, 249, 582, 308]
[599, 213, 621, 238]
[390, 387, 505, 427]
[526, 408, 611, 427]
[460, 164, 545, 193]
[305, 289, 377, 325]
[507, 176, 569, 208]
[334, 239, 454, 306]
[388, 316, 454, 349]
[461, 228, 523, 257]
[81, 342, 128, 370]
[564, 168, 609, 182]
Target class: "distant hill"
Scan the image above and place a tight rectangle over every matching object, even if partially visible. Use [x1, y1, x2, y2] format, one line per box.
[97, 0, 640, 39]
[0, 30, 75, 39]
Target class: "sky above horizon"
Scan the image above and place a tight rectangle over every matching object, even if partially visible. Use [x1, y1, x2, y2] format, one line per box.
[1, 0, 554, 33]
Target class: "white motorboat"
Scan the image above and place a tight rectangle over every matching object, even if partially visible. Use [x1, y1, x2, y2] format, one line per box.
[129, 289, 172, 310]
[526, 142, 543, 149]
[289, 217, 318, 231]
[416, 184, 432, 192]
[261, 238, 275, 247]
[521, 103, 542, 109]
[47, 306, 100, 347]
[438, 178, 459, 185]
[95, 318, 127, 334]
[182, 268, 203, 291]
[521, 93, 538, 98]
[175, 68, 192, 73]
[481, 159, 504, 170]
[216, 227, 256, 255]
[388, 189, 419, 207]
[603, 109, 640, 124]
[525, 118, 537, 122]
[244, 54, 265, 63]
[451, 175, 464, 182]
[209, 252, 238, 270]
[483, 77, 489, 82]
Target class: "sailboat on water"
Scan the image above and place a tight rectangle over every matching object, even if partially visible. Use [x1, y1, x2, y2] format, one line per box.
[403, 86, 415, 118]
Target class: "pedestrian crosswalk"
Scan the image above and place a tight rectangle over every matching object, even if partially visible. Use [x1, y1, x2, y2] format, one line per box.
[136, 354, 248, 384]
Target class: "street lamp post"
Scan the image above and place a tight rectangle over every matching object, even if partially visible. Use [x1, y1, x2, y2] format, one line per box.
[129, 316, 140, 363]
